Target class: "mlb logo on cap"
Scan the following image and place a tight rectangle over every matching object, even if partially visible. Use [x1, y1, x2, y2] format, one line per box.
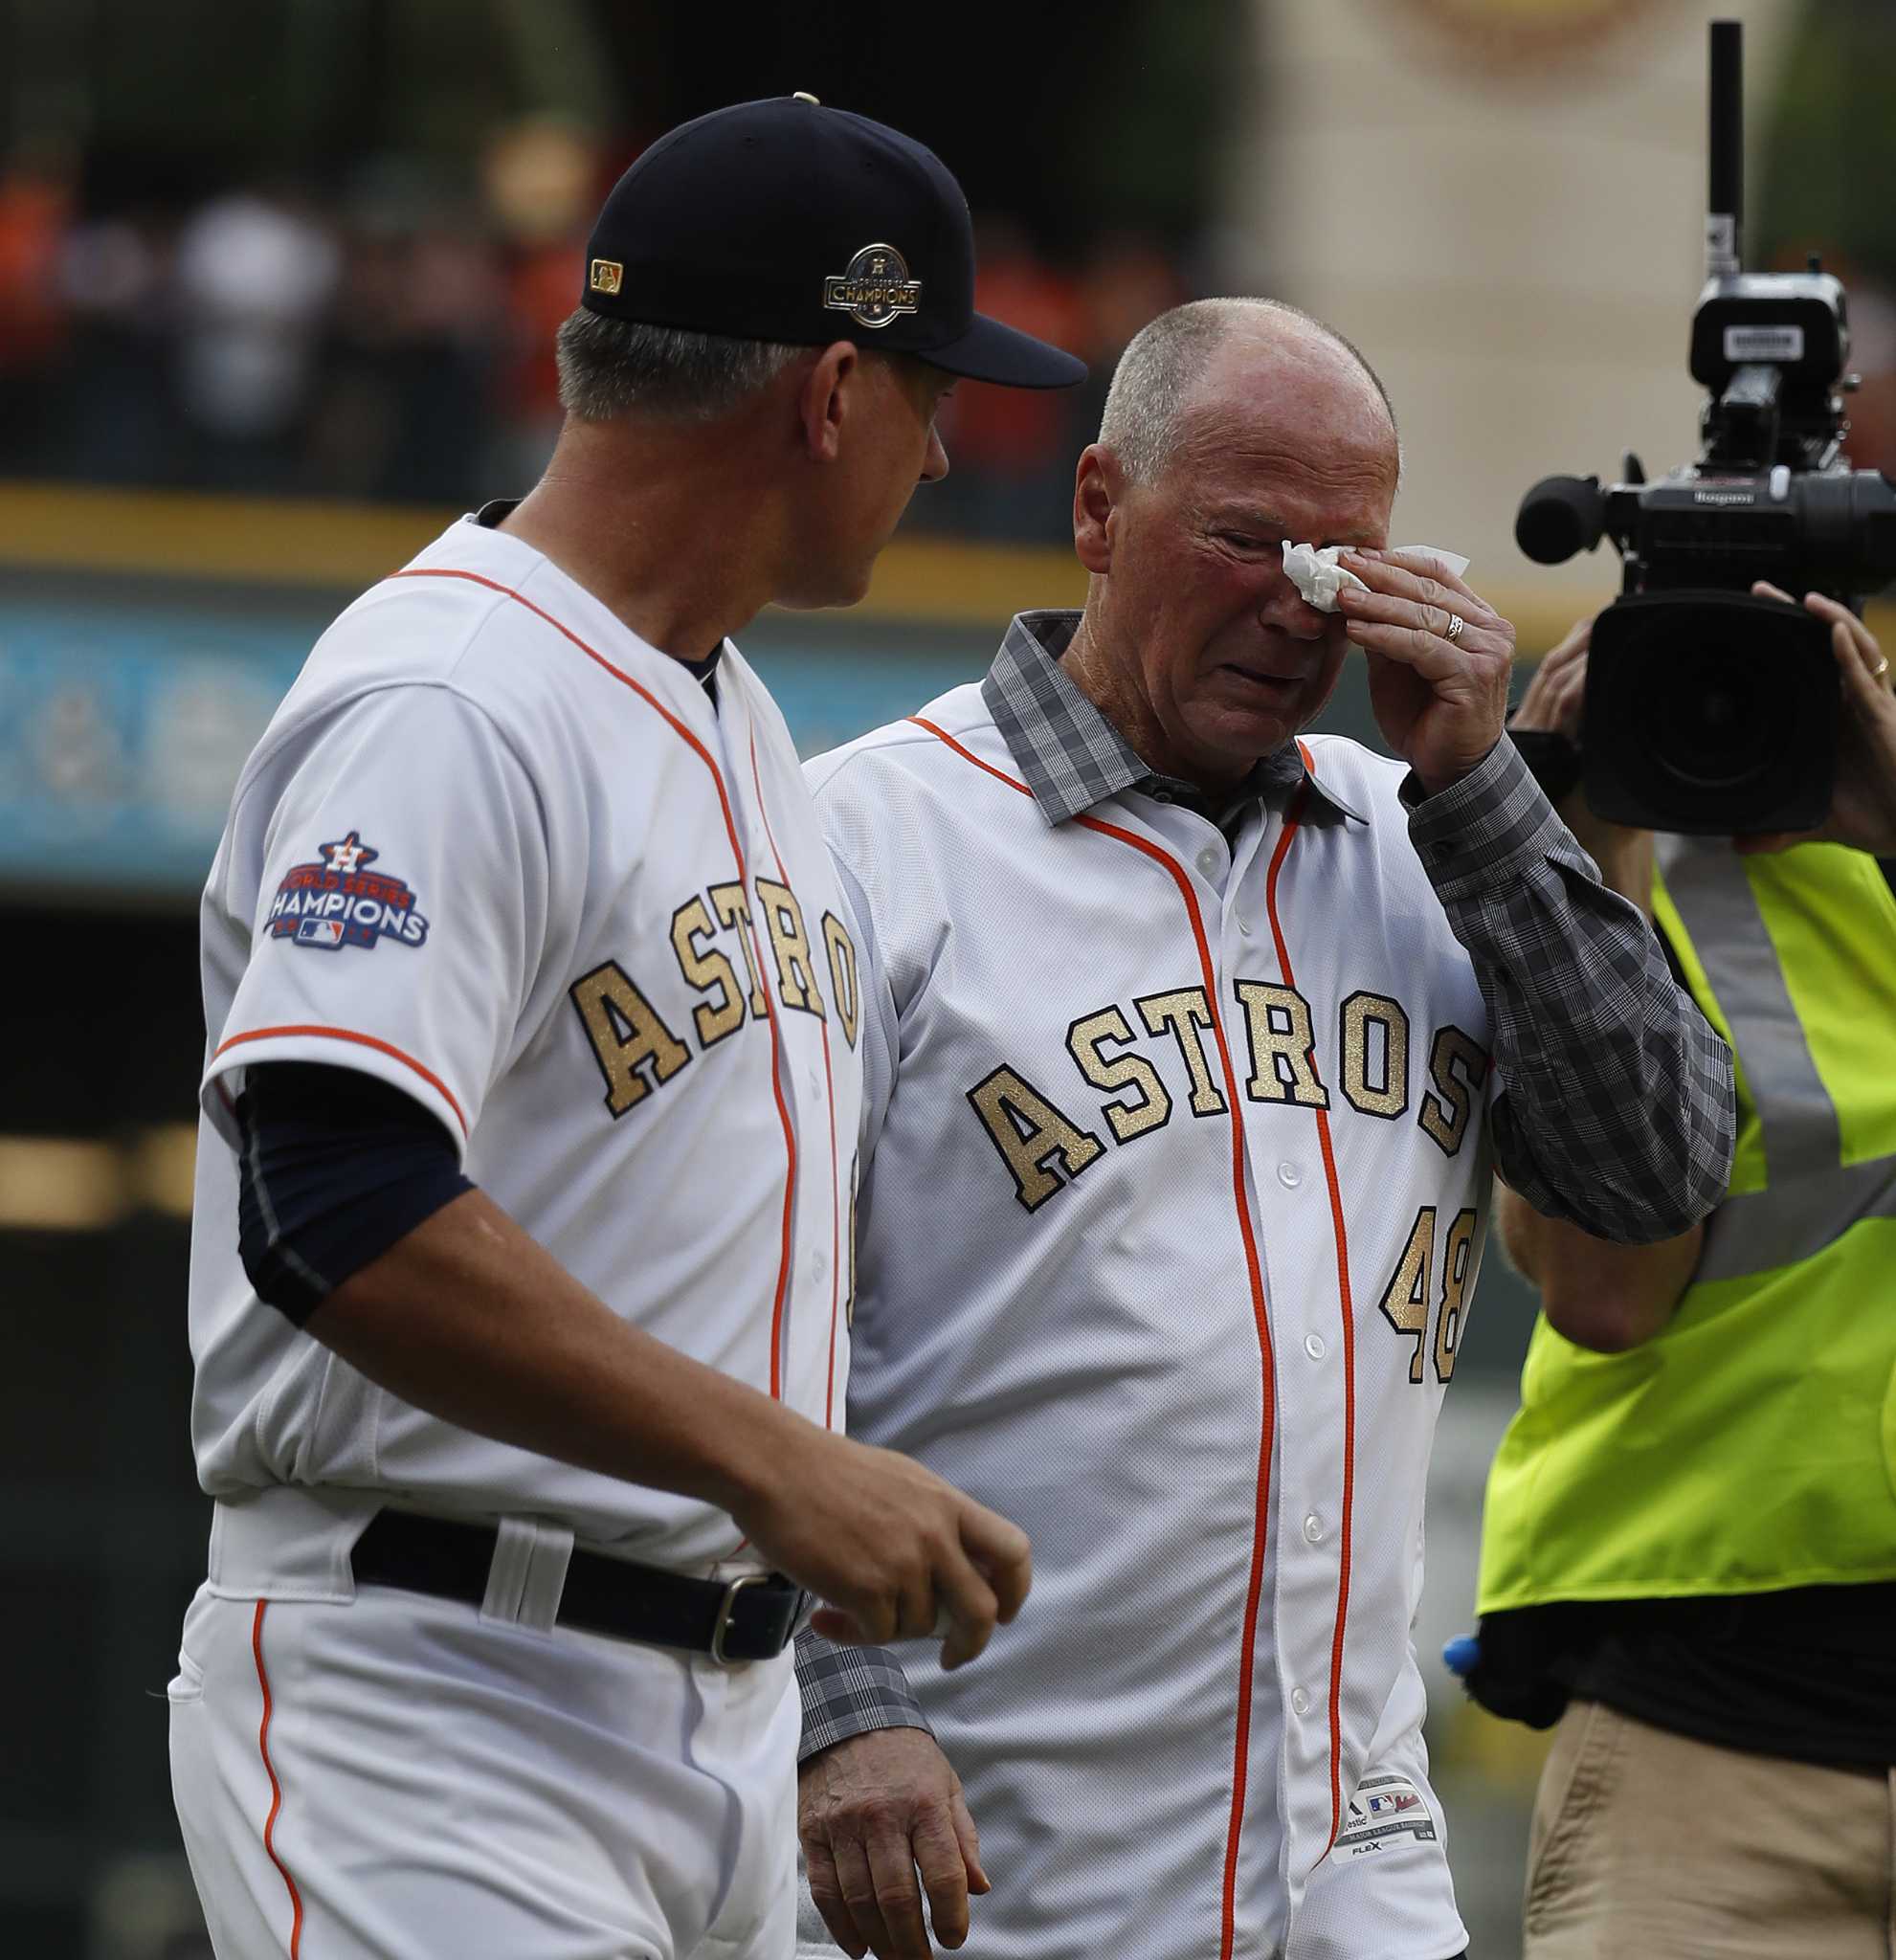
[590, 258, 624, 296]
[297, 918, 346, 948]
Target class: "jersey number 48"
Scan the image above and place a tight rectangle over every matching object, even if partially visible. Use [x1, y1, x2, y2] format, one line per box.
[1377, 1205, 1477, 1385]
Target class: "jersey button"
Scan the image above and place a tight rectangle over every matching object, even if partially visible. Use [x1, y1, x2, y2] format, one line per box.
[1304, 1332, 1327, 1361]
[1277, 1160, 1301, 1190]
[1290, 1687, 1311, 1716]
[1195, 847, 1219, 880]
[1303, 1513, 1326, 1545]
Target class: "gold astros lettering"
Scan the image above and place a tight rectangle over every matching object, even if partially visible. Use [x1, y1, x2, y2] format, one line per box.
[570, 875, 858, 1115]
[967, 980, 1486, 1209]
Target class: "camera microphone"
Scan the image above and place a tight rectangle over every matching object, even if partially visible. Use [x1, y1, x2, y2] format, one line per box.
[1515, 477, 1607, 566]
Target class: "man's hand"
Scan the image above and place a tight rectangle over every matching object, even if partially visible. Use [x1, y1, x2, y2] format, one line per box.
[724, 1420, 1031, 1673]
[1738, 583, 1896, 857]
[1511, 613, 1589, 745]
[1512, 615, 1654, 907]
[799, 1727, 988, 1959]
[1335, 546, 1516, 795]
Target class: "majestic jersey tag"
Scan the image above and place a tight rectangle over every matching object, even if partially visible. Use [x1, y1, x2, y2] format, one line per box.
[266, 831, 430, 952]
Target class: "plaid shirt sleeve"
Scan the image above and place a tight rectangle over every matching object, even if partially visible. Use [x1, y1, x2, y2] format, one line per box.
[1405, 736, 1736, 1241]
[795, 1629, 935, 1763]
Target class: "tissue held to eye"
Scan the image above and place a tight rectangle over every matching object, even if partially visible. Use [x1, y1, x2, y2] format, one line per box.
[1281, 540, 1473, 613]
[1281, 541, 1367, 612]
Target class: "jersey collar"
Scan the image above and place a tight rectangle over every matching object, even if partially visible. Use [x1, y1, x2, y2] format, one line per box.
[466, 498, 723, 700]
[981, 611, 1367, 831]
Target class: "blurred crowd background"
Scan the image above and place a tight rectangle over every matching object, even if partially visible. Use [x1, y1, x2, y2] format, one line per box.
[3, 1, 1893, 1953]
[0, 127, 1192, 541]
[0, 0, 1220, 542]
[5, 0, 1884, 539]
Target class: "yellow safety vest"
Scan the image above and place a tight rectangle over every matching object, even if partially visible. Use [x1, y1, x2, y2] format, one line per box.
[1478, 839, 1896, 1612]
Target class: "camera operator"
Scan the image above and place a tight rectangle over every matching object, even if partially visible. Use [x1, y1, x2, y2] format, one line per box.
[1461, 585, 1896, 1959]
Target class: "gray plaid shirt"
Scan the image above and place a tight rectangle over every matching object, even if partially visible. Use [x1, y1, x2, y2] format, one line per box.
[796, 608, 1736, 1759]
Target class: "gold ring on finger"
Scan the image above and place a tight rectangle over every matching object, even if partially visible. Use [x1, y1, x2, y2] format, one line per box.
[1875, 656, 1890, 679]
[1444, 612, 1467, 643]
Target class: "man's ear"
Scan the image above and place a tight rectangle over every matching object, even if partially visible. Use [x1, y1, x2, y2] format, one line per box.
[1073, 445, 1120, 574]
[798, 342, 860, 463]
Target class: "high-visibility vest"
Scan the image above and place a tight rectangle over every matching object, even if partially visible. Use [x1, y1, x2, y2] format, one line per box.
[1477, 840, 1896, 1613]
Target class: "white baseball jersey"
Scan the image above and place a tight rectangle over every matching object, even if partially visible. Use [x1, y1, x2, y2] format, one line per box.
[804, 682, 1491, 1960]
[187, 511, 864, 1589]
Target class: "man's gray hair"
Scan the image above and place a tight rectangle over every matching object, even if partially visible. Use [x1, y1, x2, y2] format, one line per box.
[1098, 298, 1399, 483]
[555, 307, 806, 423]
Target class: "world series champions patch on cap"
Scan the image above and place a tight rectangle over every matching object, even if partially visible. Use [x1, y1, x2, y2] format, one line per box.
[577, 95, 1084, 390]
[823, 244, 923, 330]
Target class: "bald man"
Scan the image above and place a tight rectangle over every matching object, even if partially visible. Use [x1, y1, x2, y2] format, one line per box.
[791, 300, 1735, 1960]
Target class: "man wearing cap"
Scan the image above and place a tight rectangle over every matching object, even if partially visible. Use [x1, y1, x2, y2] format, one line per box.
[167, 97, 1082, 1960]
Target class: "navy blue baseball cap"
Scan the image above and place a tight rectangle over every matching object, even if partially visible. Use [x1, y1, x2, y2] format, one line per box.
[580, 95, 1086, 390]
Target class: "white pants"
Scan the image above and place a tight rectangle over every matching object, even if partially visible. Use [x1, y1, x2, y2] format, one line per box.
[168, 1582, 798, 1959]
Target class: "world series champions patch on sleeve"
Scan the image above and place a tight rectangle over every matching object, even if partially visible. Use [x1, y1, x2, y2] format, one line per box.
[267, 831, 431, 952]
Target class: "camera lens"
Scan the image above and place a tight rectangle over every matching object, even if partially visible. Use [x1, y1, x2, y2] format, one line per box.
[1584, 580, 1835, 835]
[1646, 642, 1773, 789]
[1582, 590, 1836, 833]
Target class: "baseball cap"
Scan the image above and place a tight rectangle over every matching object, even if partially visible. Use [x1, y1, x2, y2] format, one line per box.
[580, 95, 1086, 390]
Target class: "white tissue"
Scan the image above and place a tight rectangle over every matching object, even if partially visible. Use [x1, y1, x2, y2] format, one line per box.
[1281, 542, 1363, 612]
[1281, 541, 1473, 613]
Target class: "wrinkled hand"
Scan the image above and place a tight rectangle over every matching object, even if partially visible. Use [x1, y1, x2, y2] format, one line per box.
[1738, 583, 1896, 857]
[800, 1727, 988, 1959]
[726, 1418, 1030, 1673]
[1336, 546, 1516, 794]
[1510, 616, 1652, 902]
[1512, 614, 1591, 743]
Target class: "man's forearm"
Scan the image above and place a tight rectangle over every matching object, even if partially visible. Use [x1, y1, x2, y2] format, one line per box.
[304, 1188, 794, 1515]
[304, 1192, 1036, 1673]
[1410, 739, 1735, 1242]
[1497, 1179, 1703, 1351]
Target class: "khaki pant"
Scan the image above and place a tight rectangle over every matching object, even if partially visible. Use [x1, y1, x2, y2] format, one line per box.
[1524, 1698, 1896, 1959]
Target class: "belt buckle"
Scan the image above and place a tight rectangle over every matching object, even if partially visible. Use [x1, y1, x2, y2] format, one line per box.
[710, 1571, 770, 1665]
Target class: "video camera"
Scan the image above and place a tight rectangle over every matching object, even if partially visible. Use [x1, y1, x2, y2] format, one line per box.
[1514, 18, 1896, 834]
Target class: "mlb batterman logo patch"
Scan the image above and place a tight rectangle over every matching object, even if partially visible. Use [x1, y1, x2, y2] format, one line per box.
[266, 832, 430, 953]
[590, 257, 624, 296]
[823, 243, 922, 329]
[1333, 1774, 1438, 1856]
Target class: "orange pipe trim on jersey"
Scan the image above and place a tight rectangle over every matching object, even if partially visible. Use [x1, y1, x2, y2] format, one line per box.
[907, 716, 1276, 1960]
[817, 1019, 844, 1431]
[251, 1602, 306, 1958]
[390, 565, 798, 1404]
[212, 1024, 469, 1141]
[745, 725, 817, 1413]
[1274, 739, 1358, 1856]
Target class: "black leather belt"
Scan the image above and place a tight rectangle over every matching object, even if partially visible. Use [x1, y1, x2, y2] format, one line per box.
[350, 1508, 802, 1663]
